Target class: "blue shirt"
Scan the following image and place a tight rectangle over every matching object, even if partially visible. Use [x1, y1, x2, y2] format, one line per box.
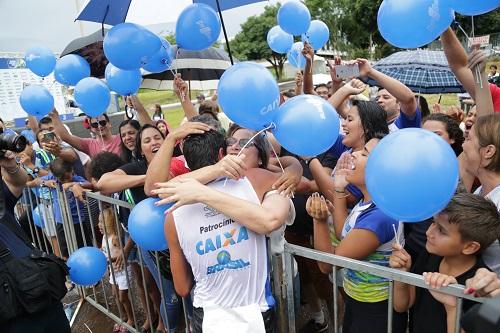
[40, 174, 87, 224]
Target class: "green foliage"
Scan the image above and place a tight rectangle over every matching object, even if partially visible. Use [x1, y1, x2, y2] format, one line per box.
[164, 32, 221, 49]
[455, 11, 500, 36]
[230, 5, 286, 79]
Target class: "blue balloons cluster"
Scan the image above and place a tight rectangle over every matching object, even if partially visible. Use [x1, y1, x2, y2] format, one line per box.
[277, 1, 311, 36]
[74, 77, 111, 117]
[267, 26, 294, 54]
[105, 63, 142, 96]
[143, 38, 175, 74]
[32, 207, 43, 228]
[218, 62, 280, 131]
[448, 0, 500, 16]
[24, 46, 56, 77]
[273, 95, 340, 156]
[366, 128, 459, 222]
[302, 20, 330, 50]
[67, 247, 107, 286]
[378, 0, 455, 48]
[19, 85, 54, 117]
[104, 22, 162, 70]
[54, 54, 90, 86]
[128, 198, 170, 251]
[176, 3, 221, 51]
[287, 42, 307, 69]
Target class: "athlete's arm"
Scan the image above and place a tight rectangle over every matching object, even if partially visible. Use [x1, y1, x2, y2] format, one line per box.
[165, 214, 194, 297]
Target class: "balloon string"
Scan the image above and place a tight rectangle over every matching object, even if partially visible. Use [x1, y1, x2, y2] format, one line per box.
[223, 123, 276, 187]
[455, 20, 483, 89]
[392, 224, 400, 247]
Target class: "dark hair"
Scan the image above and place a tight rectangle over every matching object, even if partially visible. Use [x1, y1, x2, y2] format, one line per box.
[282, 90, 296, 98]
[226, 124, 270, 169]
[155, 119, 169, 135]
[38, 117, 52, 129]
[352, 100, 389, 143]
[50, 158, 73, 179]
[35, 129, 49, 146]
[315, 83, 328, 91]
[199, 101, 219, 120]
[438, 193, 500, 253]
[87, 113, 110, 122]
[135, 124, 165, 159]
[491, 64, 498, 69]
[118, 119, 141, 163]
[474, 113, 500, 172]
[0, 117, 3, 124]
[423, 113, 464, 156]
[90, 152, 125, 180]
[416, 95, 430, 118]
[190, 114, 224, 134]
[154, 104, 162, 113]
[183, 130, 225, 171]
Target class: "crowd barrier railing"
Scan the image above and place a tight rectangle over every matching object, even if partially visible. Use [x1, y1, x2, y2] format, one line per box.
[16, 186, 486, 333]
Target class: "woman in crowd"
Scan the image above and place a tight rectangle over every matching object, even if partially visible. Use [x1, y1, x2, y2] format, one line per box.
[152, 104, 164, 120]
[307, 135, 406, 333]
[118, 119, 141, 163]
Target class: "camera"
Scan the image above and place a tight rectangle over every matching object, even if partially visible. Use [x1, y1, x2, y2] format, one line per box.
[0, 131, 27, 158]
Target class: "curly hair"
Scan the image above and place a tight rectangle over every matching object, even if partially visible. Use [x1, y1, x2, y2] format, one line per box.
[423, 113, 464, 156]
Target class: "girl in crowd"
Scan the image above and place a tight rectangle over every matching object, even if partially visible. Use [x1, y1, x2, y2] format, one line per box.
[152, 104, 164, 120]
[462, 113, 500, 274]
[307, 136, 406, 333]
[155, 119, 169, 137]
[118, 119, 141, 163]
[99, 208, 134, 333]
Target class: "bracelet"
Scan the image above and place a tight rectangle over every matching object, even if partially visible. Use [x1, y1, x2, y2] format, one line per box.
[5, 163, 20, 174]
[334, 188, 346, 194]
[336, 194, 349, 199]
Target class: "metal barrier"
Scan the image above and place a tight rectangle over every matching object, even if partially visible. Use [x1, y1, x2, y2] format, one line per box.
[15, 185, 487, 333]
[282, 242, 485, 333]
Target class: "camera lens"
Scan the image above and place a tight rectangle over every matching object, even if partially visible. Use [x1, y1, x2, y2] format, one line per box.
[0, 133, 27, 154]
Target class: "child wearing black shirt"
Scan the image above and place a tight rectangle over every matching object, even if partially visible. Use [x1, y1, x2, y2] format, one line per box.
[390, 193, 500, 333]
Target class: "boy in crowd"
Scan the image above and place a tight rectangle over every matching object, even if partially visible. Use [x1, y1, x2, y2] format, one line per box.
[390, 193, 500, 333]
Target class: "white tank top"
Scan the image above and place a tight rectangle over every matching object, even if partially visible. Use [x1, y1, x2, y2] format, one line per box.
[173, 177, 274, 311]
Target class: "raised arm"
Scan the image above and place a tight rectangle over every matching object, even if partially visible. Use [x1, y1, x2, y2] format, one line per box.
[441, 28, 476, 99]
[1, 151, 28, 198]
[328, 79, 366, 119]
[302, 42, 315, 95]
[48, 109, 85, 152]
[358, 58, 417, 117]
[128, 96, 153, 126]
[467, 49, 494, 116]
[173, 74, 197, 120]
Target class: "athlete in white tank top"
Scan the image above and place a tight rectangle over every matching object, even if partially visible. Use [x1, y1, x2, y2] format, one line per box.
[173, 177, 274, 310]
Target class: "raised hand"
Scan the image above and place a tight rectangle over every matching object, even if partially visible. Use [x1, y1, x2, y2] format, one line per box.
[306, 192, 331, 222]
[167, 122, 211, 142]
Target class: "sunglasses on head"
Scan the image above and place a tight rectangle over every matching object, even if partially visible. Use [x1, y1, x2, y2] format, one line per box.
[225, 137, 254, 149]
[90, 120, 108, 128]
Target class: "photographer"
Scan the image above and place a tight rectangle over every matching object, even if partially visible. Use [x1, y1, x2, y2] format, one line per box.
[0, 138, 70, 331]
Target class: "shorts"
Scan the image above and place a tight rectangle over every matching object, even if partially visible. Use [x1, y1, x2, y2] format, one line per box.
[109, 267, 132, 291]
[40, 203, 57, 237]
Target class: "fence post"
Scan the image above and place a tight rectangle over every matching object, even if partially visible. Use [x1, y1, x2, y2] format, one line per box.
[272, 253, 288, 333]
[283, 247, 296, 333]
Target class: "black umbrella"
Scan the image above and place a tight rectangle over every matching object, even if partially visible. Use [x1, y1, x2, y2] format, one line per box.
[60, 29, 110, 79]
[141, 46, 234, 92]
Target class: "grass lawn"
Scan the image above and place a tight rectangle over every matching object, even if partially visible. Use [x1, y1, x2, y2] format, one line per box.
[164, 107, 185, 128]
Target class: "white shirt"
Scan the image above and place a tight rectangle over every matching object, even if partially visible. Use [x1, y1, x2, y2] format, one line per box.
[475, 185, 500, 275]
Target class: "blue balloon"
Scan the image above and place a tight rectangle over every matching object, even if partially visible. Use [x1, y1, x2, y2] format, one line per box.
[19, 85, 54, 117]
[378, 0, 455, 49]
[176, 3, 221, 51]
[218, 62, 280, 131]
[143, 38, 175, 73]
[24, 46, 56, 77]
[105, 63, 142, 96]
[67, 247, 107, 286]
[287, 42, 307, 69]
[366, 128, 459, 222]
[54, 54, 90, 86]
[32, 207, 43, 227]
[272, 95, 340, 156]
[74, 77, 110, 117]
[104, 23, 162, 70]
[267, 26, 294, 54]
[129, 198, 171, 251]
[277, 1, 311, 36]
[448, 0, 500, 16]
[302, 20, 329, 50]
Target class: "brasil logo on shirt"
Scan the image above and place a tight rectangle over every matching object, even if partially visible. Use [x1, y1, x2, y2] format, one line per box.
[207, 250, 250, 275]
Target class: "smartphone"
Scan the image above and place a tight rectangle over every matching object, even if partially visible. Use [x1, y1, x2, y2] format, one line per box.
[43, 132, 55, 142]
[335, 64, 360, 79]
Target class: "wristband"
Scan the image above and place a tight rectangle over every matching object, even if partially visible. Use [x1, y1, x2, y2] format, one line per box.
[334, 188, 346, 194]
[305, 157, 317, 166]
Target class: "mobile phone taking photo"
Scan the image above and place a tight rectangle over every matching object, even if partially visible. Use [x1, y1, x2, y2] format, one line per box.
[335, 64, 360, 79]
[43, 132, 56, 142]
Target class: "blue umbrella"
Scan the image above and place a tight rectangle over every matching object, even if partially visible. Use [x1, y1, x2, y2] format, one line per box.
[76, 0, 132, 26]
[364, 50, 465, 94]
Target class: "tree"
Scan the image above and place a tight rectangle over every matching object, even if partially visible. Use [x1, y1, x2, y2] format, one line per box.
[230, 5, 287, 79]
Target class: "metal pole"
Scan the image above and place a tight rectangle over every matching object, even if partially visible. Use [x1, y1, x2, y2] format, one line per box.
[215, 0, 234, 65]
